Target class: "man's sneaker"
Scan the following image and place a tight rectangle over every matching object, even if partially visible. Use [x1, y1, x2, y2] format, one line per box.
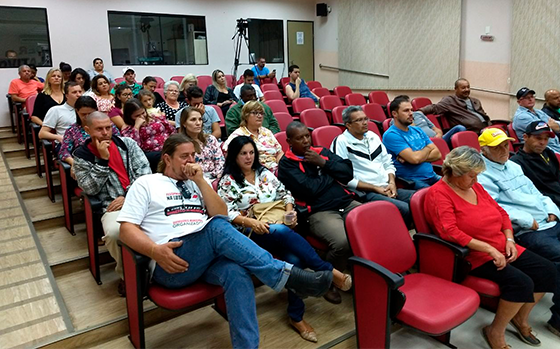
[285, 267, 332, 298]
[546, 320, 560, 338]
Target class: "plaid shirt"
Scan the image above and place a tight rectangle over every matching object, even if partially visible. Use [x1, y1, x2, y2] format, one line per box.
[73, 136, 151, 212]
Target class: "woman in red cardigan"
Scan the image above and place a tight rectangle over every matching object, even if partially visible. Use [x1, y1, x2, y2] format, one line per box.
[424, 146, 556, 349]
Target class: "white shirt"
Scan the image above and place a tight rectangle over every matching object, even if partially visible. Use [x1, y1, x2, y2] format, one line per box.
[233, 83, 263, 100]
[43, 103, 75, 138]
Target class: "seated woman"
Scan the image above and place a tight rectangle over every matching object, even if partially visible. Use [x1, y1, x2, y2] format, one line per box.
[59, 96, 120, 178]
[156, 80, 187, 126]
[179, 107, 224, 180]
[424, 146, 557, 349]
[218, 136, 351, 343]
[121, 98, 175, 172]
[135, 76, 164, 105]
[90, 74, 114, 113]
[178, 73, 197, 103]
[32, 68, 65, 126]
[203, 69, 238, 115]
[70, 68, 91, 95]
[107, 84, 132, 130]
[223, 101, 283, 173]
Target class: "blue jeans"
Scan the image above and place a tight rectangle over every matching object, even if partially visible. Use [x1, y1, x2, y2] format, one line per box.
[250, 224, 333, 322]
[516, 222, 560, 325]
[152, 217, 292, 349]
[442, 125, 467, 148]
[363, 189, 415, 225]
[410, 175, 441, 190]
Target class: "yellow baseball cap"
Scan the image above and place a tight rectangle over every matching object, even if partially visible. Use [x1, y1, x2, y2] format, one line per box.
[478, 128, 515, 147]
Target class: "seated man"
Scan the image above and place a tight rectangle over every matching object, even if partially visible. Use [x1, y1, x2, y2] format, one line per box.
[331, 105, 415, 225]
[111, 67, 141, 95]
[251, 57, 276, 86]
[278, 121, 359, 304]
[419, 78, 490, 133]
[225, 85, 279, 135]
[174, 86, 221, 139]
[118, 133, 331, 349]
[542, 89, 560, 121]
[233, 69, 263, 101]
[511, 121, 560, 207]
[39, 81, 83, 151]
[477, 127, 560, 336]
[8, 65, 44, 103]
[73, 111, 151, 296]
[285, 65, 319, 103]
[383, 96, 441, 189]
[513, 87, 560, 153]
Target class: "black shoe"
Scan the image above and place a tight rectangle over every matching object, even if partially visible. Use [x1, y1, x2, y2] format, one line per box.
[285, 267, 332, 298]
[547, 320, 560, 338]
[323, 285, 342, 304]
[118, 279, 126, 297]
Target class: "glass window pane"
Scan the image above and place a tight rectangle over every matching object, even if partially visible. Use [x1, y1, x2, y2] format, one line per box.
[248, 19, 284, 63]
[0, 6, 52, 69]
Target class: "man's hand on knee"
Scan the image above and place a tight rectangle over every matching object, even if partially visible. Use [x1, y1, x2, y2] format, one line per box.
[153, 241, 189, 274]
[107, 196, 125, 212]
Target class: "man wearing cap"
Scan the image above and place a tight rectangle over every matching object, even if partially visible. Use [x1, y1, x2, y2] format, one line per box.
[512, 87, 560, 153]
[542, 89, 560, 122]
[511, 121, 560, 208]
[477, 127, 560, 337]
[111, 67, 141, 95]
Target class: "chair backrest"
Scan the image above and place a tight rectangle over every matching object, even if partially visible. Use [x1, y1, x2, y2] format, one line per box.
[507, 123, 521, 143]
[275, 131, 289, 152]
[345, 201, 417, 274]
[261, 83, 280, 93]
[425, 113, 442, 129]
[368, 91, 390, 106]
[382, 118, 392, 131]
[263, 90, 284, 101]
[410, 188, 431, 235]
[115, 77, 125, 84]
[319, 95, 343, 111]
[362, 103, 386, 123]
[312, 125, 342, 148]
[153, 76, 165, 89]
[307, 80, 322, 91]
[266, 100, 290, 114]
[274, 112, 294, 132]
[280, 77, 290, 86]
[208, 105, 225, 127]
[300, 109, 330, 129]
[26, 94, 38, 117]
[411, 97, 432, 111]
[313, 87, 331, 98]
[367, 121, 382, 138]
[451, 131, 481, 151]
[260, 77, 278, 85]
[197, 75, 213, 93]
[292, 97, 317, 114]
[155, 88, 164, 100]
[224, 74, 235, 88]
[331, 105, 346, 124]
[333, 86, 353, 100]
[170, 75, 184, 84]
[345, 93, 367, 106]
[430, 137, 450, 166]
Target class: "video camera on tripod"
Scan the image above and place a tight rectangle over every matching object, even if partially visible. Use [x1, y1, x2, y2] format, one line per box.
[232, 18, 254, 80]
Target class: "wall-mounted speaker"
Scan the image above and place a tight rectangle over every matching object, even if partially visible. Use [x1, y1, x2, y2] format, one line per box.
[317, 3, 329, 17]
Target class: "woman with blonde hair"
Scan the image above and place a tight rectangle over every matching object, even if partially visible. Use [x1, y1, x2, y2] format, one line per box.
[31, 68, 65, 125]
[178, 73, 197, 102]
[203, 69, 237, 114]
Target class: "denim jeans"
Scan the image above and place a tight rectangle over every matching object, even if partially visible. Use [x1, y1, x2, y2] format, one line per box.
[250, 224, 333, 322]
[442, 125, 467, 148]
[516, 222, 560, 325]
[410, 175, 441, 190]
[363, 189, 415, 225]
[152, 217, 292, 349]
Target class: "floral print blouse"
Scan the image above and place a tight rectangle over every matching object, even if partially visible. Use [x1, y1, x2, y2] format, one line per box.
[217, 168, 294, 222]
[121, 112, 176, 152]
[91, 94, 115, 113]
[59, 123, 120, 161]
[195, 135, 224, 179]
[222, 126, 282, 172]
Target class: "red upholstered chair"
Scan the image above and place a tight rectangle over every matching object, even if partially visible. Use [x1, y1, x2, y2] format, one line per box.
[42, 138, 58, 202]
[382, 118, 392, 132]
[155, 88, 164, 100]
[426, 113, 442, 129]
[311, 125, 342, 148]
[362, 103, 386, 123]
[368, 91, 390, 106]
[266, 100, 290, 115]
[367, 121, 382, 138]
[279, 77, 290, 87]
[274, 112, 294, 132]
[292, 97, 317, 116]
[300, 109, 330, 130]
[81, 192, 104, 284]
[331, 106, 346, 125]
[410, 189, 500, 311]
[507, 123, 523, 151]
[153, 76, 165, 88]
[20, 94, 38, 159]
[313, 87, 331, 98]
[170, 75, 184, 84]
[411, 97, 432, 111]
[120, 242, 227, 349]
[224, 74, 235, 88]
[196, 75, 213, 93]
[333, 86, 353, 103]
[429, 137, 450, 166]
[319, 95, 343, 123]
[263, 90, 284, 101]
[115, 77, 125, 84]
[261, 83, 280, 93]
[451, 131, 481, 151]
[345, 201, 480, 348]
[345, 93, 367, 106]
[275, 131, 289, 152]
[306, 80, 322, 91]
[58, 161, 80, 235]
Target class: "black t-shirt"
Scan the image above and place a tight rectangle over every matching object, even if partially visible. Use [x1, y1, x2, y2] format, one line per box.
[33, 92, 66, 121]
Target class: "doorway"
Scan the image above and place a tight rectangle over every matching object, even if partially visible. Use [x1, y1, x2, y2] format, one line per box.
[287, 21, 314, 82]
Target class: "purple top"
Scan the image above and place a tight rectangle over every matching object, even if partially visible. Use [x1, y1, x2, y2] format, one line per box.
[59, 123, 120, 162]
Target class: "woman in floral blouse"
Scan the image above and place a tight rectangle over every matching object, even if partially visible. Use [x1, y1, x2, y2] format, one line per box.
[179, 107, 224, 180]
[59, 96, 120, 177]
[90, 74, 115, 113]
[222, 100, 283, 173]
[121, 98, 175, 172]
[218, 136, 351, 344]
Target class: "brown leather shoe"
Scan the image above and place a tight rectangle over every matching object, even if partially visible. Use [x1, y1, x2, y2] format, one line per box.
[289, 318, 317, 342]
[323, 285, 341, 304]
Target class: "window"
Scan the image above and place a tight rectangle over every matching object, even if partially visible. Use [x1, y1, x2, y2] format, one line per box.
[0, 6, 52, 69]
[108, 11, 208, 66]
[248, 19, 284, 63]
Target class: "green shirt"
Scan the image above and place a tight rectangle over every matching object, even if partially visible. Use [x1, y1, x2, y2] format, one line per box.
[111, 81, 142, 95]
[225, 102, 280, 135]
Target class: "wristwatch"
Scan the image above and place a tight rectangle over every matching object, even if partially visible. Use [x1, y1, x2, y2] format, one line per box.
[506, 238, 516, 244]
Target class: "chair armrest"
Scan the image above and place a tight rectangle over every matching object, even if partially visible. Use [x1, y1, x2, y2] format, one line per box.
[81, 192, 103, 213]
[432, 164, 443, 175]
[119, 241, 152, 268]
[59, 160, 71, 171]
[42, 139, 53, 149]
[414, 233, 471, 283]
[119, 241, 151, 300]
[349, 256, 404, 289]
[395, 177, 415, 189]
[323, 109, 332, 114]
[490, 119, 511, 125]
[414, 233, 469, 257]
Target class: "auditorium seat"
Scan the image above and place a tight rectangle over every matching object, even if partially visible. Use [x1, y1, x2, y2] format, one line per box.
[274, 112, 294, 132]
[274, 131, 289, 152]
[319, 95, 343, 123]
[306, 80, 322, 91]
[21, 94, 37, 159]
[345, 93, 367, 106]
[263, 90, 284, 101]
[507, 123, 523, 152]
[368, 91, 390, 106]
[362, 103, 386, 123]
[170, 75, 184, 84]
[411, 97, 432, 111]
[299, 109, 330, 130]
[451, 131, 481, 151]
[331, 105, 346, 125]
[292, 97, 317, 116]
[333, 86, 353, 103]
[429, 137, 449, 166]
[261, 83, 280, 93]
[196, 75, 213, 93]
[224, 74, 235, 88]
[266, 100, 290, 115]
[312, 87, 331, 99]
[367, 121, 382, 138]
[153, 76, 165, 89]
[311, 125, 342, 148]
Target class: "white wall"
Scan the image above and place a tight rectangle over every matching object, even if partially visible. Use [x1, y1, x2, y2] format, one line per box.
[0, 0, 319, 127]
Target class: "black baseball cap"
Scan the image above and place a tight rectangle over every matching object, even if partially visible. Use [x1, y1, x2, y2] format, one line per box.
[525, 121, 555, 137]
[516, 87, 536, 99]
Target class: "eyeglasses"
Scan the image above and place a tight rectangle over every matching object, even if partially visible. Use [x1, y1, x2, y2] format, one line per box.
[250, 111, 264, 116]
[349, 117, 369, 124]
[121, 93, 133, 97]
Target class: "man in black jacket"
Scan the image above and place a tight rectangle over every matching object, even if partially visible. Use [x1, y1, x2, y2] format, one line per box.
[278, 121, 360, 304]
[511, 121, 560, 207]
[542, 89, 560, 121]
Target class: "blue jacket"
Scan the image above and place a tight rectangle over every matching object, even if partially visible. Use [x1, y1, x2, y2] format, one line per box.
[478, 156, 560, 235]
[512, 106, 560, 153]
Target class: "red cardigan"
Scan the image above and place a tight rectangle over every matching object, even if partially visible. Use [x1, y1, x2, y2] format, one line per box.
[424, 181, 524, 269]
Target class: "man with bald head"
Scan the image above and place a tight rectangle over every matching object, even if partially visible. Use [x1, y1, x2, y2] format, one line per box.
[543, 89, 560, 121]
[8, 64, 44, 103]
[419, 78, 491, 133]
[73, 111, 151, 296]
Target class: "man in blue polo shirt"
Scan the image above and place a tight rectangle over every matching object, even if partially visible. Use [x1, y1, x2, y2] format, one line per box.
[251, 57, 276, 86]
[383, 95, 441, 189]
